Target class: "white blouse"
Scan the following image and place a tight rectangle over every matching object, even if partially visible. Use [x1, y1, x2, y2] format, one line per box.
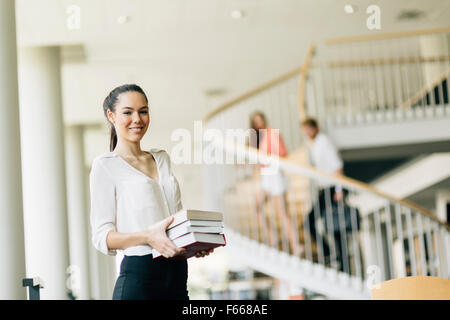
[89, 148, 183, 256]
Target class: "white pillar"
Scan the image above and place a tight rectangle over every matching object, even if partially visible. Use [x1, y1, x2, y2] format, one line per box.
[435, 190, 450, 222]
[18, 46, 70, 299]
[0, 0, 27, 299]
[65, 125, 91, 299]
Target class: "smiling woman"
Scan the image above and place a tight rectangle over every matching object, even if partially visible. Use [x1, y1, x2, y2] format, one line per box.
[89, 84, 213, 300]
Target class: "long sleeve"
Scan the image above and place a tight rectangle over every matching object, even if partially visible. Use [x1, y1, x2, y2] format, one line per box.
[163, 150, 183, 213]
[172, 175, 183, 213]
[89, 159, 117, 256]
[324, 136, 343, 173]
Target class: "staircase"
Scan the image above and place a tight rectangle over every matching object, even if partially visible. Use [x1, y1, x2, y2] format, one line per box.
[202, 27, 450, 299]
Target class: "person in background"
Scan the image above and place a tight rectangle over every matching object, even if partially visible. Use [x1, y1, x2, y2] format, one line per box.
[249, 111, 301, 256]
[301, 117, 345, 269]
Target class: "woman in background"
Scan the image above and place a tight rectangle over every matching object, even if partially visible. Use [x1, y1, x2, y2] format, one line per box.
[249, 111, 301, 256]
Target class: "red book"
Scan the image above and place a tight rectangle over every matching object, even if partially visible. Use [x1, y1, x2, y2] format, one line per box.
[151, 232, 226, 260]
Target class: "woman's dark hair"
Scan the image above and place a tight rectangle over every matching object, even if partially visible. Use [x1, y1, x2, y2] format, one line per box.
[249, 111, 267, 149]
[103, 84, 148, 151]
[301, 117, 319, 129]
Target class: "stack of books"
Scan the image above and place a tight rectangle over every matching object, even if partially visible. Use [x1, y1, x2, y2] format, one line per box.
[151, 209, 226, 259]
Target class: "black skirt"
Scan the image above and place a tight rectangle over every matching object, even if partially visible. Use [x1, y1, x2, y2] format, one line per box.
[112, 254, 189, 300]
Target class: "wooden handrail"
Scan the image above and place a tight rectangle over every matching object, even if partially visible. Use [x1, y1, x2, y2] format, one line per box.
[227, 141, 450, 230]
[326, 26, 450, 45]
[297, 43, 316, 122]
[401, 67, 450, 109]
[311, 55, 450, 69]
[203, 66, 303, 123]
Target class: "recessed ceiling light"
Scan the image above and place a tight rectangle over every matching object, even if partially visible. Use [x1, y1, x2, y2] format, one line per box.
[117, 15, 131, 24]
[344, 4, 355, 14]
[231, 10, 244, 19]
[397, 9, 426, 21]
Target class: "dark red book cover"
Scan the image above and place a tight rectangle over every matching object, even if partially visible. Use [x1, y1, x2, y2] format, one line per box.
[153, 234, 226, 260]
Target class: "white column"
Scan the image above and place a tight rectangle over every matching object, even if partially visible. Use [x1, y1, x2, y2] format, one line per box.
[435, 190, 450, 222]
[18, 46, 70, 299]
[0, 0, 27, 299]
[65, 125, 91, 299]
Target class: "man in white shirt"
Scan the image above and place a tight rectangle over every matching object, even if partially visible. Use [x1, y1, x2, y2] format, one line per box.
[301, 118, 346, 270]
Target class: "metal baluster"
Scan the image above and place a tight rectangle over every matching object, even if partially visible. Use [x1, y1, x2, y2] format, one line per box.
[350, 43, 363, 118]
[373, 207, 385, 280]
[378, 39, 388, 118]
[405, 208, 417, 276]
[337, 44, 348, 118]
[424, 217, 435, 277]
[436, 34, 446, 110]
[399, 42, 411, 114]
[292, 75, 303, 149]
[386, 39, 400, 114]
[343, 60, 353, 120]
[287, 76, 299, 150]
[268, 193, 280, 251]
[414, 37, 428, 112]
[439, 225, 449, 278]
[336, 187, 350, 275]
[287, 175, 301, 257]
[318, 58, 331, 124]
[312, 183, 325, 266]
[249, 166, 260, 242]
[324, 187, 338, 270]
[329, 48, 340, 119]
[384, 204, 395, 280]
[443, 33, 450, 111]
[280, 80, 292, 152]
[283, 189, 296, 256]
[432, 221, 442, 278]
[242, 167, 253, 240]
[302, 184, 313, 263]
[349, 190, 362, 281]
[252, 166, 268, 246]
[394, 204, 406, 278]
[415, 212, 427, 276]
[381, 39, 393, 116]
[369, 40, 381, 116]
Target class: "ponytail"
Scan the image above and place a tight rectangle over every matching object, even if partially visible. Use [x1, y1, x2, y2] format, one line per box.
[109, 126, 118, 152]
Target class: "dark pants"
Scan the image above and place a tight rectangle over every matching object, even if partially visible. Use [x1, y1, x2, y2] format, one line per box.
[112, 254, 189, 300]
[306, 186, 346, 271]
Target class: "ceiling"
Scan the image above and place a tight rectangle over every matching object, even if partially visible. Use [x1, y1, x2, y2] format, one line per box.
[14, 0, 450, 208]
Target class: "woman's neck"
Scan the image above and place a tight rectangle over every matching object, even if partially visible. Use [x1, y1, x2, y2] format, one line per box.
[113, 140, 145, 159]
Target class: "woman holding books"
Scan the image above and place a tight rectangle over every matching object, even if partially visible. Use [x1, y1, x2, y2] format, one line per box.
[90, 84, 213, 300]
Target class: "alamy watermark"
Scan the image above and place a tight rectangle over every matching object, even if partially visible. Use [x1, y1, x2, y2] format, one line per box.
[169, 121, 282, 175]
[66, 5, 81, 30]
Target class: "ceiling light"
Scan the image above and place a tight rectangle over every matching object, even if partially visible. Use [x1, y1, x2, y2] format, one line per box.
[231, 10, 244, 19]
[344, 4, 355, 14]
[397, 9, 426, 21]
[117, 15, 131, 24]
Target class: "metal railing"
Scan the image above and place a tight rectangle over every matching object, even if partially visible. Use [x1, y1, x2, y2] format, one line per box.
[202, 28, 450, 296]
[306, 27, 450, 128]
[205, 136, 450, 286]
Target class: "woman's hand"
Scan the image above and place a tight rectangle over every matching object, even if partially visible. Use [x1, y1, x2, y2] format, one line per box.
[143, 216, 185, 258]
[195, 248, 214, 258]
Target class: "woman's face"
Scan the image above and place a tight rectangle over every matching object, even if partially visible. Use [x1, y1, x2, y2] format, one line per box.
[107, 91, 149, 144]
[252, 114, 266, 130]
